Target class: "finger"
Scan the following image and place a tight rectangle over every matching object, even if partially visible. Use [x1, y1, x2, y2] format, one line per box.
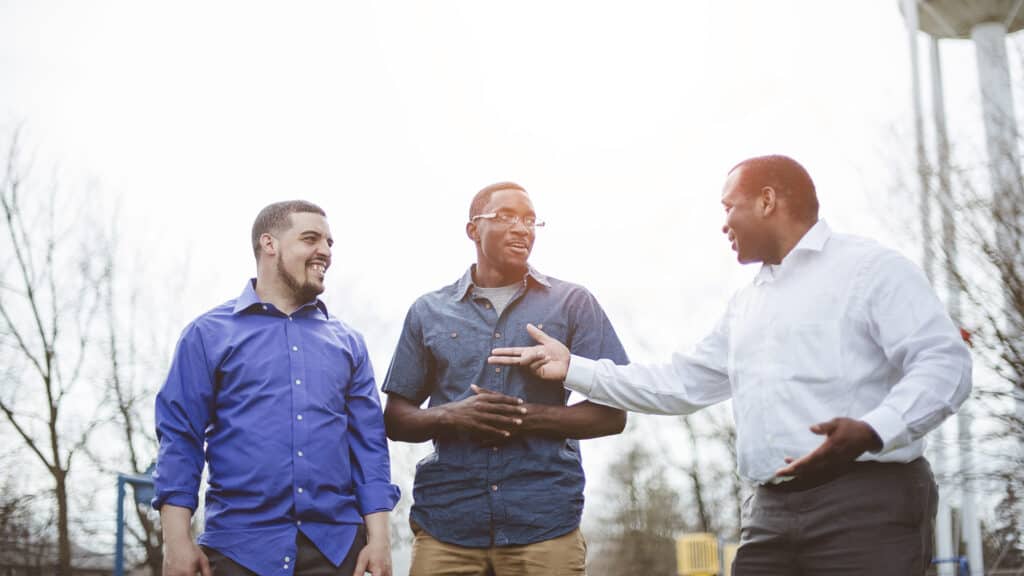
[476, 392, 525, 405]
[810, 418, 839, 435]
[352, 550, 368, 576]
[472, 411, 524, 427]
[489, 346, 531, 357]
[199, 551, 213, 576]
[526, 323, 554, 344]
[471, 423, 513, 437]
[475, 402, 528, 415]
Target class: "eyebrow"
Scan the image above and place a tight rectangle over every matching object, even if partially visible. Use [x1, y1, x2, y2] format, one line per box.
[300, 229, 334, 246]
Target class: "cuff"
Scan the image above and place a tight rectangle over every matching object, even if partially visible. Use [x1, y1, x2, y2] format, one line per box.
[356, 482, 401, 516]
[859, 404, 909, 453]
[564, 355, 597, 396]
[152, 490, 198, 512]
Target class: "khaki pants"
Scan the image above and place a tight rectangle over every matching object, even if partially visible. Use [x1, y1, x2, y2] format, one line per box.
[409, 522, 587, 576]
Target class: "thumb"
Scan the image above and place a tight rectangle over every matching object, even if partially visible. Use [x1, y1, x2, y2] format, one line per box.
[810, 418, 839, 436]
[526, 323, 553, 344]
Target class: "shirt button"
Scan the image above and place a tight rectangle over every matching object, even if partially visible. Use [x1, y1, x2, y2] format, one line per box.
[262, 305, 268, 311]
[494, 332, 501, 339]
[450, 332, 457, 338]
[288, 316, 293, 322]
[292, 346, 298, 352]
[491, 485, 498, 492]
[284, 556, 291, 562]
[494, 367, 501, 374]
[484, 302, 491, 309]
[297, 450, 304, 457]
[297, 487, 303, 493]
[296, 414, 303, 421]
[283, 565, 289, 570]
[295, 379, 301, 385]
[537, 323, 543, 330]
[492, 446, 499, 452]
[297, 520, 302, 526]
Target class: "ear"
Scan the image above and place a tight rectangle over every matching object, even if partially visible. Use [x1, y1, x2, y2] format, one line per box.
[466, 221, 480, 243]
[259, 232, 277, 257]
[759, 186, 777, 217]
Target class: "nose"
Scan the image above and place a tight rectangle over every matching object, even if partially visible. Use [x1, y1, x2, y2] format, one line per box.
[317, 239, 332, 258]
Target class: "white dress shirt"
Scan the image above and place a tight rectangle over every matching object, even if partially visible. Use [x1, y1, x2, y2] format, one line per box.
[565, 220, 972, 483]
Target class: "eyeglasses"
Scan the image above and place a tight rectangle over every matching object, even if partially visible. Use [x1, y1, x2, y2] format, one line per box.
[470, 212, 546, 229]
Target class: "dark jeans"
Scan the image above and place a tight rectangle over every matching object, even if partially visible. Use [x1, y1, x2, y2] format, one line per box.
[202, 526, 367, 576]
[733, 458, 937, 576]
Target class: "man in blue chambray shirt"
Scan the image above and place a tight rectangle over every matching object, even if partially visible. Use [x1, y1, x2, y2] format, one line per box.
[382, 182, 629, 575]
[154, 201, 399, 576]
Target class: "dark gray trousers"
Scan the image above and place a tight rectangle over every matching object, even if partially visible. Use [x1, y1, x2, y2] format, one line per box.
[733, 458, 937, 576]
[202, 526, 367, 576]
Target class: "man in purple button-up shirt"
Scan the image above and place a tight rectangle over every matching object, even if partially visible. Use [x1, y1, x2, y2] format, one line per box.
[154, 201, 399, 576]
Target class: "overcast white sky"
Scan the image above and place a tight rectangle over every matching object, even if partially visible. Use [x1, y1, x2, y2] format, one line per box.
[2, 0, 1018, 566]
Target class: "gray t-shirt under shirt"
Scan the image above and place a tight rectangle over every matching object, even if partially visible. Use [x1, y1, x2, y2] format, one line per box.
[472, 282, 520, 317]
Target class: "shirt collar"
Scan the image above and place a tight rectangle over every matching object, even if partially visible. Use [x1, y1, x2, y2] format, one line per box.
[232, 278, 329, 317]
[755, 219, 831, 286]
[452, 265, 552, 302]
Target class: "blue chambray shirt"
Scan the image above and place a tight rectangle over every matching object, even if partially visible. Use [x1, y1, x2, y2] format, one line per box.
[382, 266, 628, 548]
[153, 280, 400, 575]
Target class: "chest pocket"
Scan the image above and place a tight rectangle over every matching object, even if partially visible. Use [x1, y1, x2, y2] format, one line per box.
[513, 320, 570, 405]
[513, 320, 570, 348]
[424, 326, 489, 398]
[784, 321, 841, 387]
[317, 348, 353, 414]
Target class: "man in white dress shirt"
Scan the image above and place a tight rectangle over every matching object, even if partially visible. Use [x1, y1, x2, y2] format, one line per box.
[488, 154, 972, 575]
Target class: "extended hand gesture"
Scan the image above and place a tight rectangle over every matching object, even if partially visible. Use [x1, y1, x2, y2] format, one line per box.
[488, 323, 570, 381]
[774, 417, 883, 478]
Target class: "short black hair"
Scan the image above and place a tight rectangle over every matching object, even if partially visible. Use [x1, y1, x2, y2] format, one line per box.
[729, 155, 818, 222]
[251, 200, 326, 259]
[469, 182, 527, 220]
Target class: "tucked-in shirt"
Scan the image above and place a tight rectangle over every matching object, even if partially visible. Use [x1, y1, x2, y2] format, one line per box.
[565, 220, 972, 483]
[383, 266, 629, 548]
[153, 280, 400, 575]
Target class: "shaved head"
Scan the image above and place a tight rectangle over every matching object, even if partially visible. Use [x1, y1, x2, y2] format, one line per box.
[729, 155, 818, 224]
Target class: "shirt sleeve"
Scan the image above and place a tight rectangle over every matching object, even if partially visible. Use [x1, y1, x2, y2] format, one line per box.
[380, 301, 433, 404]
[347, 332, 401, 516]
[567, 288, 630, 364]
[857, 251, 973, 453]
[564, 304, 733, 414]
[152, 322, 215, 512]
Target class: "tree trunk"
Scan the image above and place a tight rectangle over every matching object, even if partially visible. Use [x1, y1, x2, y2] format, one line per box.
[55, 469, 71, 576]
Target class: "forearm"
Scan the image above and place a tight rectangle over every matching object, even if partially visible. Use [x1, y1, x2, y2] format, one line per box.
[160, 504, 194, 544]
[385, 400, 455, 443]
[566, 354, 730, 415]
[520, 401, 626, 439]
[364, 511, 390, 545]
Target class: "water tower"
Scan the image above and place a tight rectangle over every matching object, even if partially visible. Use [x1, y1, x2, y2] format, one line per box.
[900, 1, 1024, 575]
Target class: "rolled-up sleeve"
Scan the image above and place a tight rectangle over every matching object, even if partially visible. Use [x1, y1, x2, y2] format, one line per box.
[347, 333, 400, 515]
[152, 322, 215, 511]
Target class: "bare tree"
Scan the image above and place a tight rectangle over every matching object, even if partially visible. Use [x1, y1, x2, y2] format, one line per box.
[590, 440, 689, 576]
[0, 129, 110, 575]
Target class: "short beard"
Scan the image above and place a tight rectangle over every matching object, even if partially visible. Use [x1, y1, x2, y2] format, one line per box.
[277, 256, 323, 304]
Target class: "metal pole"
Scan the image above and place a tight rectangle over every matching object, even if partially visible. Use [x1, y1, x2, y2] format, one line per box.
[115, 475, 126, 576]
[928, 34, 957, 576]
[903, 0, 935, 284]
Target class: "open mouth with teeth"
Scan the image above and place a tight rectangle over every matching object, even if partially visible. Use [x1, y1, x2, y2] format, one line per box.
[309, 262, 328, 278]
